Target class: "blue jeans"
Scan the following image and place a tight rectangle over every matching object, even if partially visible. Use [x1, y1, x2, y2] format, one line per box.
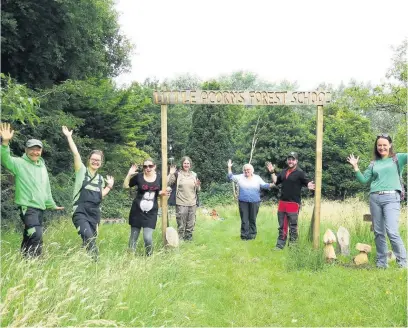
[370, 192, 406, 268]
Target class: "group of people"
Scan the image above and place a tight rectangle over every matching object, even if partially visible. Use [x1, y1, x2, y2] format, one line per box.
[228, 134, 406, 268]
[227, 152, 315, 249]
[0, 123, 406, 268]
[0, 123, 200, 259]
[121, 155, 201, 256]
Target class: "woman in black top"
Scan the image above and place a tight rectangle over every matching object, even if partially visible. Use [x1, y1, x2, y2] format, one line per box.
[123, 159, 166, 255]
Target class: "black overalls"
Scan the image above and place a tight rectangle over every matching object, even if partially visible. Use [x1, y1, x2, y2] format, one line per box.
[72, 171, 103, 257]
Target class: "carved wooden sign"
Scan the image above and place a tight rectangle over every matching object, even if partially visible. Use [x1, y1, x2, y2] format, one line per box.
[153, 90, 331, 106]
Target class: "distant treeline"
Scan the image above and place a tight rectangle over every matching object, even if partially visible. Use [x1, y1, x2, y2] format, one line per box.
[1, 1, 406, 225]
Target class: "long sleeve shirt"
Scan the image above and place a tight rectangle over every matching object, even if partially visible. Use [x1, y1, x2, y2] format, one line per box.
[228, 173, 270, 202]
[1, 145, 57, 210]
[356, 153, 407, 193]
[275, 167, 310, 204]
[168, 171, 200, 206]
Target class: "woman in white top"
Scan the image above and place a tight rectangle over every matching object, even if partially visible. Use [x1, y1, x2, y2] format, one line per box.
[228, 159, 273, 240]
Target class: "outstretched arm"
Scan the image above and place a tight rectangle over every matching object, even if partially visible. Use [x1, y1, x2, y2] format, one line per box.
[227, 159, 233, 175]
[62, 126, 82, 172]
[123, 164, 138, 189]
[0, 123, 14, 147]
[346, 154, 360, 172]
[0, 123, 17, 173]
[266, 161, 277, 184]
[347, 153, 373, 184]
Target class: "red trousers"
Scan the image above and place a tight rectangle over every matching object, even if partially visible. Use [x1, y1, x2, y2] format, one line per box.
[276, 200, 300, 249]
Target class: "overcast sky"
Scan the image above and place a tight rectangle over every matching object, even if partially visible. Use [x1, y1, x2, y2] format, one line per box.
[115, 0, 407, 90]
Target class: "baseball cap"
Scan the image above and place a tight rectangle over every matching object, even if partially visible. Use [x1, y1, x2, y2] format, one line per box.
[287, 151, 298, 160]
[26, 139, 43, 148]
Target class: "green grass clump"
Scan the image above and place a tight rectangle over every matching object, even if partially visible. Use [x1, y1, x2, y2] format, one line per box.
[1, 200, 407, 327]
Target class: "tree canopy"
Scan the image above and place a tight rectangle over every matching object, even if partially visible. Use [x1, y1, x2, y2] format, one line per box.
[1, 0, 132, 88]
[1, 3, 406, 226]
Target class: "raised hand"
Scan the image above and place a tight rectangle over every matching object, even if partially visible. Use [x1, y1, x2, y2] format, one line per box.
[0, 123, 15, 144]
[227, 159, 233, 168]
[308, 181, 316, 190]
[62, 126, 73, 137]
[266, 161, 275, 173]
[346, 154, 359, 170]
[169, 165, 177, 174]
[127, 164, 138, 176]
[106, 175, 114, 188]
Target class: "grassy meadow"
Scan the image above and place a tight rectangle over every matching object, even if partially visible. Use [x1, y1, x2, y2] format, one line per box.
[1, 199, 407, 327]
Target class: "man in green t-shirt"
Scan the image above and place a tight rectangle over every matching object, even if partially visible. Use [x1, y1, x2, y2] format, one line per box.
[0, 123, 64, 257]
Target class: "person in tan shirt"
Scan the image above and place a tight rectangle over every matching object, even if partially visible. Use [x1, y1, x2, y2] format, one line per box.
[168, 156, 201, 241]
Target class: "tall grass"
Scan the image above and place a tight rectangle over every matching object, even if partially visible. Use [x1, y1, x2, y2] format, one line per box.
[1, 199, 407, 327]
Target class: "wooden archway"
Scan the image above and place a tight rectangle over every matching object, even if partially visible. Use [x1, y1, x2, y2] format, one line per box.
[153, 89, 331, 249]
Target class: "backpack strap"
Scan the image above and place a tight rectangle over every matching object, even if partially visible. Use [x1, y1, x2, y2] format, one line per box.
[99, 174, 103, 194]
[392, 154, 405, 200]
[73, 170, 98, 201]
[191, 171, 198, 189]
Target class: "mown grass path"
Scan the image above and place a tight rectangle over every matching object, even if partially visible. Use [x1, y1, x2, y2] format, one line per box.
[1, 202, 407, 327]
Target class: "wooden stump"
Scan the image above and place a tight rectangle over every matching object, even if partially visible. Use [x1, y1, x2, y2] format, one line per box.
[323, 229, 337, 262]
[353, 243, 372, 265]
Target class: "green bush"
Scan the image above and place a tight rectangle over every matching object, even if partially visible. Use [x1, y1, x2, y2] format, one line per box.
[200, 182, 236, 208]
[101, 189, 133, 219]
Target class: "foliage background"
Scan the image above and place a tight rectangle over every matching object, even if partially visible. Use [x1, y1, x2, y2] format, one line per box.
[1, 1, 407, 228]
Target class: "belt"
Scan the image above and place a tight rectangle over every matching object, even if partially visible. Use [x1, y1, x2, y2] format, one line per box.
[372, 190, 398, 195]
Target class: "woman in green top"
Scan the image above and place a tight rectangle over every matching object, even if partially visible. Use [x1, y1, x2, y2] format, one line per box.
[62, 126, 114, 258]
[347, 134, 407, 268]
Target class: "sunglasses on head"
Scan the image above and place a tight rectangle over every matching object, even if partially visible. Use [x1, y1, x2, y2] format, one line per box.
[143, 164, 154, 169]
[377, 133, 389, 138]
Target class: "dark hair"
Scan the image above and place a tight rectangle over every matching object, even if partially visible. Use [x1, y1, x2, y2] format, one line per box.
[181, 156, 193, 167]
[373, 134, 395, 160]
[88, 150, 104, 164]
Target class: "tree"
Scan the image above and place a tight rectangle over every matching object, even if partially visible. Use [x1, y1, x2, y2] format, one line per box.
[1, 0, 132, 88]
[334, 40, 407, 130]
[319, 105, 373, 199]
[186, 81, 233, 187]
[38, 79, 151, 146]
[0, 73, 39, 124]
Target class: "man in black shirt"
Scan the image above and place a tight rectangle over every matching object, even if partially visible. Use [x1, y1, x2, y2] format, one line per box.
[267, 152, 315, 249]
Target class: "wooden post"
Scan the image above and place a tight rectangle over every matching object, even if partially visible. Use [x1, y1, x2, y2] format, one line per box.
[161, 104, 168, 245]
[313, 105, 324, 249]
